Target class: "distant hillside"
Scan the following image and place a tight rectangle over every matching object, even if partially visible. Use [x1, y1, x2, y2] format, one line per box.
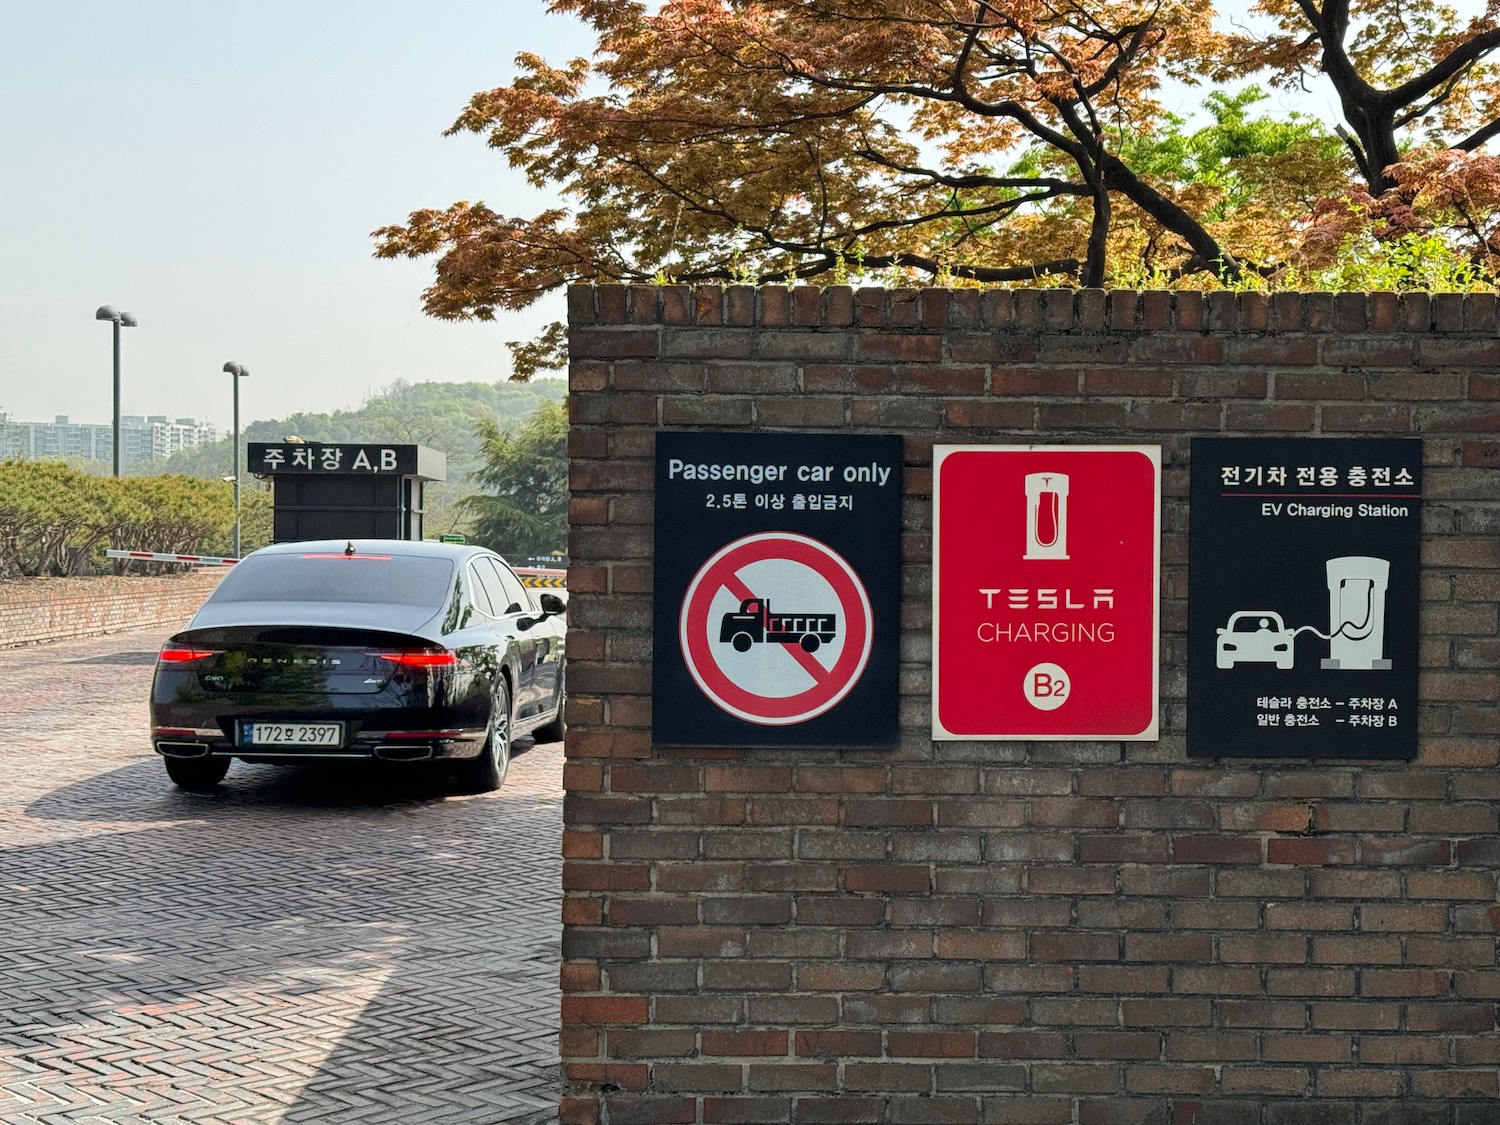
[161, 378, 565, 536]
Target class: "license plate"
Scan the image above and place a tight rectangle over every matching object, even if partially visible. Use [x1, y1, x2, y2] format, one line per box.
[241, 722, 344, 747]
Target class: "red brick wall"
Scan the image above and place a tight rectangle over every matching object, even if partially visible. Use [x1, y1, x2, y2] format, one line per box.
[0, 571, 227, 648]
[561, 285, 1500, 1124]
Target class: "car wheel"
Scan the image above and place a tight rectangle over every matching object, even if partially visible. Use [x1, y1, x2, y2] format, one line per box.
[164, 755, 230, 792]
[533, 672, 566, 743]
[456, 679, 511, 793]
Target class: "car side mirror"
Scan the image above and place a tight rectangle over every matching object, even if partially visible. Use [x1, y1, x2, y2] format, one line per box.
[519, 593, 567, 631]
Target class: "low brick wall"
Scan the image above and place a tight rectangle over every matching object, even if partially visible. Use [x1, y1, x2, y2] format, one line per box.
[562, 286, 1500, 1125]
[0, 571, 227, 648]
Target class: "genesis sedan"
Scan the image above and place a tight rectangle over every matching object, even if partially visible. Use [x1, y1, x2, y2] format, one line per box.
[150, 539, 566, 792]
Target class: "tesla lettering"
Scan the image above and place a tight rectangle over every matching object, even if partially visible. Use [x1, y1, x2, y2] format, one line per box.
[979, 587, 1116, 610]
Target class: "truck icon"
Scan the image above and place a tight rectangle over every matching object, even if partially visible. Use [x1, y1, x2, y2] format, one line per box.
[720, 598, 838, 653]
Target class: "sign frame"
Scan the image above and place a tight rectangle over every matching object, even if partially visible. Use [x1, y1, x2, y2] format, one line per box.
[247, 442, 446, 481]
[1186, 436, 1422, 760]
[652, 431, 902, 749]
[932, 444, 1162, 742]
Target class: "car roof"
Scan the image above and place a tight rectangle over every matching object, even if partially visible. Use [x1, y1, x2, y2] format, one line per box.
[248, 539, 504, 563]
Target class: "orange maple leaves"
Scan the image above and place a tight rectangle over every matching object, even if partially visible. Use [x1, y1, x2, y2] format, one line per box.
[374, 0, 1500, 326]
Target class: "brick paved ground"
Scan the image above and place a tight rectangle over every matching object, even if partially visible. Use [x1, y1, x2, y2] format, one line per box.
[0, 629, 563, 1124]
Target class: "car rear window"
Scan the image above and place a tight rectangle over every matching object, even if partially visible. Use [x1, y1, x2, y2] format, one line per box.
[210, 553, 455, 609]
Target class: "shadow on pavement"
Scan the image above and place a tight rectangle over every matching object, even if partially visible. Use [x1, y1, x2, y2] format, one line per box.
[65, 650, 162, 666]
[26, 739, 541, 823]
[2, 745, 563, 1124]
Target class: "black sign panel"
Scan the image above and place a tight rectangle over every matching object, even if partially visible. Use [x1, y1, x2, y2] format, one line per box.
[248, 442, 446, 480]
[653, 431, 902, 748]
[1187, 437, 1421, 759]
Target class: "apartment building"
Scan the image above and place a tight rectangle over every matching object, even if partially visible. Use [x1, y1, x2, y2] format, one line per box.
[0, 414, 219, 470]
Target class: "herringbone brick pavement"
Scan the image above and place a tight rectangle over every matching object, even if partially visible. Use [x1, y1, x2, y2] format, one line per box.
[0, 629, 564, 1124]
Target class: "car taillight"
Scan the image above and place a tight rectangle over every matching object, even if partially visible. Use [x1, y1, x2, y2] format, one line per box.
[158, 645, 221, 663]
[375, 650, 458, 667]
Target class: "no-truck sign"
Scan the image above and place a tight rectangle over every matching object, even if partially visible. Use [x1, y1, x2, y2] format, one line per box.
[680, 532, 872, 725]
[653, 432, 901, 748]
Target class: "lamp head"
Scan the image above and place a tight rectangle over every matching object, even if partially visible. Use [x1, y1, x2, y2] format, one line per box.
[119, 312, 137, 327]
[223, 362, 248, 377]
[96, 305, 118, 322]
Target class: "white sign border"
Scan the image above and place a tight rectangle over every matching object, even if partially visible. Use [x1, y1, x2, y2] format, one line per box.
[932, 443, 1162, 741]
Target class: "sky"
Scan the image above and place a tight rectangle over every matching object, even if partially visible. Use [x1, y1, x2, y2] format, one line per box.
[1, 2, 1483, 434]
[0, 1, 594, 433]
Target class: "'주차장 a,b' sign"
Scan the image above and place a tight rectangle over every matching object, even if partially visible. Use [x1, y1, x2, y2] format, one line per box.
[933, 445, 1161, 741]
[1187, 437, 1421, 759]
[652, 431, 902, 749]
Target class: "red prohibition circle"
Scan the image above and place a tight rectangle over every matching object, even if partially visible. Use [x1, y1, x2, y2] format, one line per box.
[679, 532, 872, 725]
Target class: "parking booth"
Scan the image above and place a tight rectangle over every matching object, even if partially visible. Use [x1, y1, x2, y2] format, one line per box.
[246, 442, 446, 543]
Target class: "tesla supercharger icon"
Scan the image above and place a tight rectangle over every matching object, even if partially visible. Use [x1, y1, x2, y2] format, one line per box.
[1024, 472, 1069, 560]
[1023, 473, 1073, 706]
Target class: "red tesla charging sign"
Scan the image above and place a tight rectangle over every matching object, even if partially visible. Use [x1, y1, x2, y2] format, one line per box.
[933, 445, 1161, 740]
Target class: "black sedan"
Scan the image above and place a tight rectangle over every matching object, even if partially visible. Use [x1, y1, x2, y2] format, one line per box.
[149, 539, 566, 792]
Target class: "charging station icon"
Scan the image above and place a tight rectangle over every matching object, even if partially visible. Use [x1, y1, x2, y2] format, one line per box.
[1321, 556, 1390, 670]
[1216, 555, 1392, 672]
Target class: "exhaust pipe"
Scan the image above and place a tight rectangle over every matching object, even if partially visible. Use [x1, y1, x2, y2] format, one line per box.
[373, 744, 434, 762]
[158, 742, 211, 759]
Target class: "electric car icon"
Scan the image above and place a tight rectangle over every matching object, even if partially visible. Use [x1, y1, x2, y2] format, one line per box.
[1216, 610, 1296, 670]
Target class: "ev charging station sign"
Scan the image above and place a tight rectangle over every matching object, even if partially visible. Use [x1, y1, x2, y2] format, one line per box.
[653, 431, 902, 748]
[933, 445, 1161, 741]
[1187, 437, 1421, 759]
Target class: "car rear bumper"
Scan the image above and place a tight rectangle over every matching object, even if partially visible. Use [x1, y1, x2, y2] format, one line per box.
[151, 727, 489, 763]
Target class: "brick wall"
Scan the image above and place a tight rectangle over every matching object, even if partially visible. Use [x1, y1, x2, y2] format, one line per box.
[0, 571, 227, 648]
[561, 285, 1500, 1124]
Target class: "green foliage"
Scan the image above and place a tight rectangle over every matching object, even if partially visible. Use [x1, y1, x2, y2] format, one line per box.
[0, 463, 244, 578]
[460, 401, 568, 560]
[0, 462, 117, 576]
[1281, 230, 1497, 292]
[112, 476, 234, 569]
[1118, 89, 1346, 219]
[159, 378, 565, 537]
[234, 489, 274, 555]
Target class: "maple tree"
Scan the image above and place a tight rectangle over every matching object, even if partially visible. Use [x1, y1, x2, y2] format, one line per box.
[1222, 0, 1500, 270]
[373, 0, 1500, 349]
[1222, 0, 1500, 196]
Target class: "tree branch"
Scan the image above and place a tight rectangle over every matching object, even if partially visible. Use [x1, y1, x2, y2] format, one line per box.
[1383, 27, 1500, 111]
[1458, 117, 1500, 152]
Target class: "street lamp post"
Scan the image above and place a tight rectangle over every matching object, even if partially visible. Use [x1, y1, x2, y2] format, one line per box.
[95, 306, 138, 476]
[223, 363, 249, 558]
